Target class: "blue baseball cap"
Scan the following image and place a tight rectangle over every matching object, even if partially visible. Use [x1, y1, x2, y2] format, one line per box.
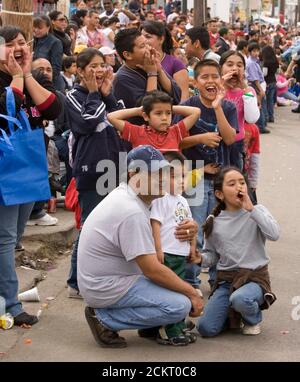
[127, 145, 171, 173]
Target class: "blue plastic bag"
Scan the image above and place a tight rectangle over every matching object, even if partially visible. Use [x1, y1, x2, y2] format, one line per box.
[0, 88, 51, 206]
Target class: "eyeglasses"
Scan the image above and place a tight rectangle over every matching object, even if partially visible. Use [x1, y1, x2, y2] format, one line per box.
[57, 18, 66, 22]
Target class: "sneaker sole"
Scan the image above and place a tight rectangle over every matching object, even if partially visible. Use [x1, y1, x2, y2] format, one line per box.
[242, 329, 261, 335]
[68, 293, 83, 299]
[156, 337, 189, 346]
[26, 221, 58, 226]
[84, 307, 127, 348]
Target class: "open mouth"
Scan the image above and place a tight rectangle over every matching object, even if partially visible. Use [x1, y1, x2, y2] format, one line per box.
[231, 74, 239, 81]
[14, 53, 23, 64]
[237, 191, 243, 199]
[205, 86, 217, 95]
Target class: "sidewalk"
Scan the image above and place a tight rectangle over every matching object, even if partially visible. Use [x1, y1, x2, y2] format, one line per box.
[16, 208, 77, 292]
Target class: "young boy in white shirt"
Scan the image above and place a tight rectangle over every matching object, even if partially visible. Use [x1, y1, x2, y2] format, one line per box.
[150, 151, 199, 346]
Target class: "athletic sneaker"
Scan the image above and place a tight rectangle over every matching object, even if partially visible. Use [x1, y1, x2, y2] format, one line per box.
[67, 286, 83, 299]
[156, 327, 190, 346]
[15, 243, 25, 251]
[184, 331, 197, 343]
[242, 323, 261, 335]
[26, 213, 58, 226]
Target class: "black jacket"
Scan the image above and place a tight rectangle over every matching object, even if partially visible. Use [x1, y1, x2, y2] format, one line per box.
[0, 70, 61, 131]
[33, 33, 64, 90]
[53, 29, 72, 57]
[66, 84, 125, 191]
[215, 37, 230, 57]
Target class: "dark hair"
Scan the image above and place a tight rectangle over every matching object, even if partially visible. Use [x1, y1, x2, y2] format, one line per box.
[219, 50, 246, 68]
[280, 63, 288, 72]
[0, 26, 26, 43]
[207, 18, 218, 25]
[103, 16, 119, 27]
[141, 21, 173, 55]
[248, 42, 260, 53]
[114, 28, 141, 61]
[75, 9, 88, 19]
[142, 90, 173, 116]
[237, 39, 248, 51]
[48, 10, 63, 22]
[194, 59, 221, 79]
[186, 27, 210, 51]
[33, 15, 53, 33]
[163, 151, 185, 164]
[65, 23, 79, 36]
[71, 9, 89, 28]
[76, 48, 104, 69]
[261, 45, 278, 65]
[167, 21, 176, 32]
[176, 15, 187, 24]
[202, 166, 245, 238]
[63, 56, 77, 70]
[219, 27, 228, 37]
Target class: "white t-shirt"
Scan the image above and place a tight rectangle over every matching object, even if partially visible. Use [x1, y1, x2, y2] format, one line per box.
[78, 183, 156, 308]
[100, 9, 130, 26]
[102, 27, 115, 49]
[167, 12, 179, 23]
[150, 194, 192, 257]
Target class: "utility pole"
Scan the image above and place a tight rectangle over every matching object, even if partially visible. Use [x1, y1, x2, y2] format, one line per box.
[271, 0, 276, 17]
[1, 0, 33, 43]
[194, 0, 206, 26]
[246, 0, 250, 32]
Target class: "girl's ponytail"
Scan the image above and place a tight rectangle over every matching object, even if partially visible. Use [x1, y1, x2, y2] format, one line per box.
[202, 200, 225, 239]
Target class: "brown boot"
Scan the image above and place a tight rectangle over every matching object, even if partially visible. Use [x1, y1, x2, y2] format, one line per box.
[85, 307, 127, 348]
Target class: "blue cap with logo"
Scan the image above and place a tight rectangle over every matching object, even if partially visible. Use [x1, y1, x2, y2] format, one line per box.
[127, 145, 170, 173]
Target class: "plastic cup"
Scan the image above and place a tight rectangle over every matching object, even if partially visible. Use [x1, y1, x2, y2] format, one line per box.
[18, 287, 40, 302]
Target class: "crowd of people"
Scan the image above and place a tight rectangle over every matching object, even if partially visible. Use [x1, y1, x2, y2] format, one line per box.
[1, 0, 293, 348]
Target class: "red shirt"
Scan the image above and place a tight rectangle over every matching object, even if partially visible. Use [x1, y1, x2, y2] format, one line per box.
[122, 120, 188, 152]
[209, 32, 219, 47]
[244, 123, 260, 172]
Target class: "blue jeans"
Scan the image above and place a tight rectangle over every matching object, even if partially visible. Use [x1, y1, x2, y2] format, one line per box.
[266, 83, 277, 121]
[256, 96, 268, 132]
[229, 139, 244, 170]
[95, 276, 191, 331]
[0, 202, 34, 316]
[52, 135, 72, 188]
[29, 201, 46, 220]
[280, 91, 300, 103]
[197, 281, 264, 337]
[186, 178, 217, 287]
[67, 189, 105, 291]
